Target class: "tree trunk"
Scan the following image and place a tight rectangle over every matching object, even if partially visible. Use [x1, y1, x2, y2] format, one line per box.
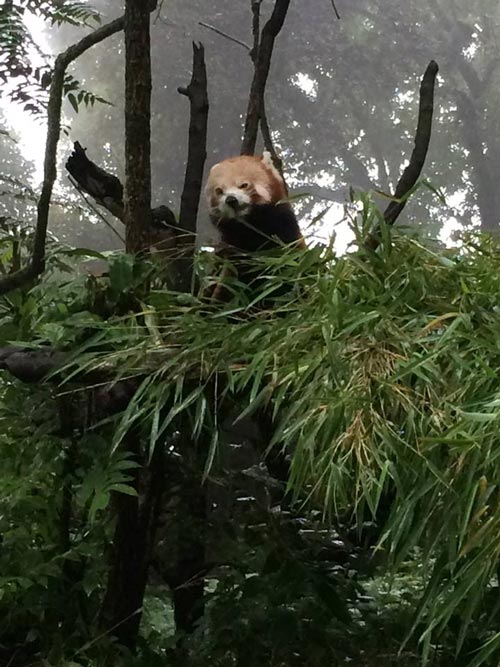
[170, 472, 206, 635]
[99, 437, 164, 648]
[124, 0, 152, 254]
[98, 1, 159, 649]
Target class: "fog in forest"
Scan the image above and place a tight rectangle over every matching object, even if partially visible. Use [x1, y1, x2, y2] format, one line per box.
[1, 0, 499, 251]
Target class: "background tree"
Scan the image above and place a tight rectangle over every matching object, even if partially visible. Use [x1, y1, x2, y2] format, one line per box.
[5, 0, 495, 249]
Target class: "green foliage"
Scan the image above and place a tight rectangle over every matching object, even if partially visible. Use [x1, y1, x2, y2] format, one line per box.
[0, 1, 108, 119]
[36, 214, 500, 665]
[5, 198, 500, 663]
[187, 507, 359, 667]
[0, 374, 143, 664]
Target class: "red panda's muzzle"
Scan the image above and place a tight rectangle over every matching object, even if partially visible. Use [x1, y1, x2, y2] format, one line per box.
[212, 189, 252, 220]
[225, 195, 239, 209]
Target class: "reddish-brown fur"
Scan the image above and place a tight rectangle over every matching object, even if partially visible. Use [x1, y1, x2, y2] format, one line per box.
[206, 154, 287, 210]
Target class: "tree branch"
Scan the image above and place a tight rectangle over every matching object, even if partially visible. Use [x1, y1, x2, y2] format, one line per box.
[0, 346, 135, 416]
[365, 60, 439, 250]
[66, 141, 125, 220]
[249, 0, 283, 174]
[0, 347, 66, 383]
[250, 0, 263, 62]
[241, 0, 291, 156]
[178, 42, 209, 243]
[169, 42, 209, 293]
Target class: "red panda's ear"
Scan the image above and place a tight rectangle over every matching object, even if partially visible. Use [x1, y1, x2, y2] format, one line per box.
[261, 151, 274, 170]
[261, 151, 287, 201]
[261, 151, 283, 180]
[204, 181, 211, 203]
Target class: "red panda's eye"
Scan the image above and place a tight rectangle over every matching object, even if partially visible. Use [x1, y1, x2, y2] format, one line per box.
[239, 182, 249, 189]
[215, 187, 223, 196]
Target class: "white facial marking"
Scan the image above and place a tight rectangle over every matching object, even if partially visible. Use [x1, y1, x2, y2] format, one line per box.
[217, 187, 251, 218]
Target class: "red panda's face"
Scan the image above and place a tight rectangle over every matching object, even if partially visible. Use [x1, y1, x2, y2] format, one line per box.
[205, 153, 287, 222]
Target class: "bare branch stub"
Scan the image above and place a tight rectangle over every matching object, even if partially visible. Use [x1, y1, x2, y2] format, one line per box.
[178, 42, 209, 243]
[172, 42, 209, 292]
[66, 141, 125, 220]
[365, 60, 439, 251]
[241, 0, 291, 156]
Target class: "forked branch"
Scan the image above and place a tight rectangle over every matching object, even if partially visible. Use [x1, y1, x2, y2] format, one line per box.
[241, 0, 291, 156]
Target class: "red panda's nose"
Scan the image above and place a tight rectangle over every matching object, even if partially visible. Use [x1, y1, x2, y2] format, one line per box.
[225, 195, 239, 209]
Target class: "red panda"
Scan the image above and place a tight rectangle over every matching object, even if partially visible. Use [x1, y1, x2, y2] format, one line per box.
[204, 152, 305, 302]
[206, 151, 305, 251]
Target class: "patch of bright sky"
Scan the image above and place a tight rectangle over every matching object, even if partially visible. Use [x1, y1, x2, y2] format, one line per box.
[290, 72, 318, 100]
[1, 32, 467, 252]
[289, 168, 354, 252]
[318, 206, 353, 254]
[463, 25, 480, 60]
[1, 11, 49, 184]
[438, 189, 470, 246]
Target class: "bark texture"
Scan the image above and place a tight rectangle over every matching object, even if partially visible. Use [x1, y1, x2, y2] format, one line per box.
[124, 0, 152, 254]
[174, 41, 209, 291]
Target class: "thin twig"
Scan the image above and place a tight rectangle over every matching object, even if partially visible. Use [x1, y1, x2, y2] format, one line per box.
[198, 21, 250, 51]
[241, 0, 291, 156]
[68, 175, 125, 244]
[330, 0, 341, 20]
[153, 0, 166, 24]
[364, 60, 439, 251]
